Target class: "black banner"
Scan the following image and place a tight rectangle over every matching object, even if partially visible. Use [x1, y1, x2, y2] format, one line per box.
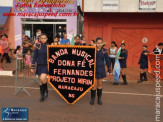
[47, 46, 96, 104]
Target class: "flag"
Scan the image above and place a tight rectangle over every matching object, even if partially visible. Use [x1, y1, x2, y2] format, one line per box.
[114, 59, 121, 83]
[71, 34, 75, 46]
[113, 40, 125, 82]
[116, 47, 121, 59]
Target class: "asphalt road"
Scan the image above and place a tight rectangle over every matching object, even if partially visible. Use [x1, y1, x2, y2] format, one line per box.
[0, 76, 162, 122]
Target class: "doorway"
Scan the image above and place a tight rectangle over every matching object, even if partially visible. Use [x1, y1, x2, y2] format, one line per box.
[22, 19, 67, 44]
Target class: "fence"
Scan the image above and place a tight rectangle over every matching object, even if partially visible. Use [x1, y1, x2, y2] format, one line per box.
[14, 53, 39, 96]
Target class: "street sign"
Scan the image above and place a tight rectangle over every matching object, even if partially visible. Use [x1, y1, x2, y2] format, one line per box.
[47, 46, 96, 104]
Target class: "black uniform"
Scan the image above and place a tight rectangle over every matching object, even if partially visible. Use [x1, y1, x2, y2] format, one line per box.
[96, 48, 110, 79]
[138, 50, 150, 69]
[119, 49, 128, 68]
[31, 43, 48, 75]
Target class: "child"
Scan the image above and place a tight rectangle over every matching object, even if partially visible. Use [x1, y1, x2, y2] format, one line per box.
[89, 40, 96, 46]
[31, 33, 49, 102]
[90, 37, 110, 105]
[137, 45, 150, 83]
[25, 50, 32, 76]
[51, 37, 59, 45]
[14, 45, 23, 76]
[114, 43, 128, 85]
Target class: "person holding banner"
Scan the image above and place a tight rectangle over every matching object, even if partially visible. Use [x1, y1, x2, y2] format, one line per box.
[137, 45, 150, 83]
[118, 43, 128, 85]
[90, 37, 110, 105]
[31, 33, 49, 102]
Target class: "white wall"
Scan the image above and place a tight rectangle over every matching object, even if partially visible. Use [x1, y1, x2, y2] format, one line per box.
[84, 0, 163, 12]
[84, 0, 101, 12]
[0, 0, 13, 7]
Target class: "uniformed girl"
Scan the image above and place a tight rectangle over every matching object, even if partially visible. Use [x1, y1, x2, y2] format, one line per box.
[31, 33, 49, 102]
[115, 43, 128, 85]
[90, 37, 110, 105]
[137, 45, 150, 83]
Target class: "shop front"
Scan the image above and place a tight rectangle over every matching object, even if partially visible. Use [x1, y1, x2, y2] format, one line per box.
[13, 0, 77, 46]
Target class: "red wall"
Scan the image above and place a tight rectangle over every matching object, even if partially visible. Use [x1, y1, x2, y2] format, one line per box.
[84, 13, 163, 66]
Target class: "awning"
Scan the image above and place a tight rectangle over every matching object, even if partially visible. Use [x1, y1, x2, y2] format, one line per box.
[0, 7, 11, 30]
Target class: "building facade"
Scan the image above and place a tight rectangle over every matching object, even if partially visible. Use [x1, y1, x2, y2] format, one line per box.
[0, 0, 78, 48]
[83, 0, 163, 66]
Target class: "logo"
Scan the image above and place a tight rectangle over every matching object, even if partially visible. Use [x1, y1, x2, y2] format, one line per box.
[2, 108, 28, 121]
[142, 37, 148, 43]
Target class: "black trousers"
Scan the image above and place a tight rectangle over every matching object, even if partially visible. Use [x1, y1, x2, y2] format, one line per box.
[1, 53, 11, 63]
[109, 57, 115, 71]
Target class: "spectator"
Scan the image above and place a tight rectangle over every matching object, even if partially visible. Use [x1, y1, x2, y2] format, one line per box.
[0, 34, 9, 69]
[4, 34, 11, 63]
[25, 50, 32, 76]
[108, 41, 117, 74]
[60, 33, 70, 45]
[51, 37, 59, 45]
[74, 35, 82, 45]
[81, 36, 87, 46]
[33, 29, 42, 49]
[22, 35, 33, 55]
[0, 45, 3, 71]
[89, 40, 96, 46]
[14, 45, 23, 76]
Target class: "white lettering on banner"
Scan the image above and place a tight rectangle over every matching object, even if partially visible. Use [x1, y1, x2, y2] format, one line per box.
[139, 0, 157, 10]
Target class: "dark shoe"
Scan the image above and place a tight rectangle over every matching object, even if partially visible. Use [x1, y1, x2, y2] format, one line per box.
[43, 83, 48, 100]
[39, 85, 44, 102]
[143, 72, 148, 81]
[137, 73, 143, 83]
[90, 90, 96, 105]
[113, 82, 119, 85]
[97, 89, 102, 105]
[122, 75, 128, 85]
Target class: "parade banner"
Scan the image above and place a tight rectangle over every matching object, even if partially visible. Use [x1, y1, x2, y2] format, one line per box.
[47, 46, 96, 104]
[148, 54, 163, 80]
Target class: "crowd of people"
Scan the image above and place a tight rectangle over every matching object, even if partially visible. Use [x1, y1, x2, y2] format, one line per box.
[0, 29, 162, 105]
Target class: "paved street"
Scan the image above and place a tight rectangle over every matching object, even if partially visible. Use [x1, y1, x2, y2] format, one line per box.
[0, 76, 162, 122]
